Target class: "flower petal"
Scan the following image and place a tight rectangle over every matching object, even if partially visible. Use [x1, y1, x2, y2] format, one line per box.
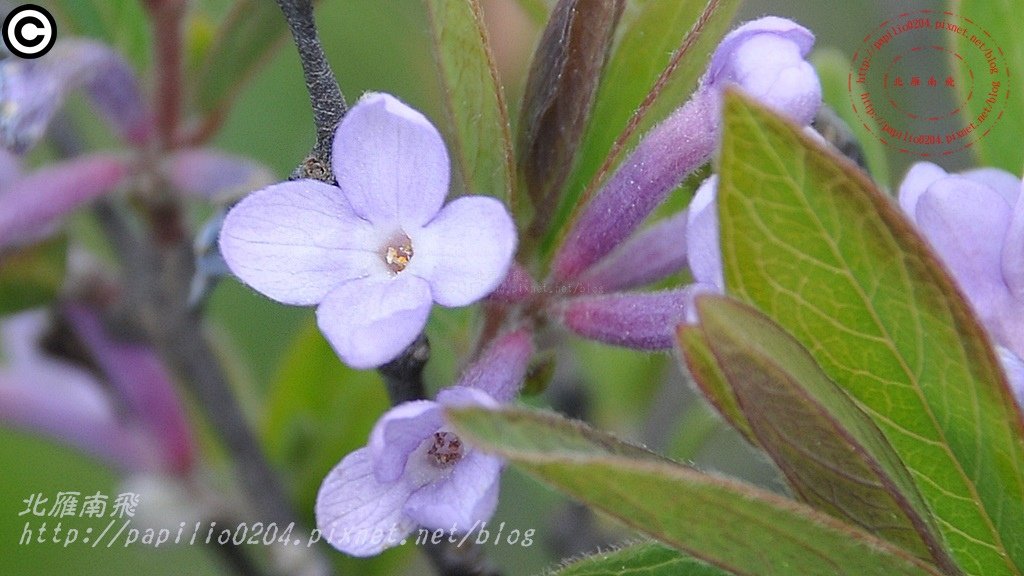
[0, 154, 128, 249]
[686, 175, 724, 289]
[316, 274, 433, 369]
[219, 180, 386, 306]
[411, 196, 517, 307]
[963, 167, 1021, 205]
[367, 400, 442, 484]
[914, 176, 1012, 321]
[332, 93, 449, 228]
[997, 347, 1024, 409]
[559, 286, 705, 350]
[403, 449, 503, 532]
[581, 207, 690, 293]
[315, 448, 417, 557]
[898, 162, 948, 216]
[1003, 177, 1024, 300]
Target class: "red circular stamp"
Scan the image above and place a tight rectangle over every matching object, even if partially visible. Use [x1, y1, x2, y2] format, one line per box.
[848, 10, 1011, 157]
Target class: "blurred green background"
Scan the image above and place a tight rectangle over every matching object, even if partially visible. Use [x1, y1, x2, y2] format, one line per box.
[1, 0, 982, 574]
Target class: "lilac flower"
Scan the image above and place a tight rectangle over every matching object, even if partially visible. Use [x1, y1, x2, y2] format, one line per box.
[315, 330, 532, 556]
[552, 17, 821, 283]
[0, 306, 194, 473]
[898, 163, 1024, 359]
[315, 387, 503, 556]
[220, 93, 517, 368]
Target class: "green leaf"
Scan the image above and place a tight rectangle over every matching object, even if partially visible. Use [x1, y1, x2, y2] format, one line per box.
[811, 49, 891, 189]
[548, 541, 734, 576]
[691, 296, 954, 570]
[0, 236, 67, 315]
[517, 0, 624, 236]
[542, 0, 740, 257]
[448, 405, 944, 576]
[718, 90, 1024, 576]
[190, 0, 294, 118]
[950, 0, 1024, 172]
[425, 0, 515, 204]
[676, 324, 757, 445]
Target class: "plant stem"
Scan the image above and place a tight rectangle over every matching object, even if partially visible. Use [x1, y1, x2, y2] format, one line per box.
[275, 0, 347, 181]
[143, 0, 187, 147]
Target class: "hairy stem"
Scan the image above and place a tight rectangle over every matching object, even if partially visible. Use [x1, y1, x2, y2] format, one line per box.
[275, 0, 347, 181]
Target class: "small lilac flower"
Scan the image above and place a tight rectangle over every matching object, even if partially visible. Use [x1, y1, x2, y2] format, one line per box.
[552, 17, 821, 283]
[898, 162, 1024, 360]
[220, 93, 517, 368]
[315, 331, 532, 556]
[315, 387, 503, 557]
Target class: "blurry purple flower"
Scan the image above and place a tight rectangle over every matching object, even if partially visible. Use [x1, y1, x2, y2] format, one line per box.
[0, 150, 129, 250]
[163, 149, 276, 203]
[0, 39, 151, 153]
[0, 307, 194, 473]
[316, 387, 503, 557]
[456, 329, 534, 402]
[220, 93, 517, 368]
[898, 162, 1024, 360]
[552, 16, 820, 283]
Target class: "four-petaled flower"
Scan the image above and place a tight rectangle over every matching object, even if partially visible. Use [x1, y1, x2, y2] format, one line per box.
[220, 93, 517, 368]
[315, 387, 503, 556]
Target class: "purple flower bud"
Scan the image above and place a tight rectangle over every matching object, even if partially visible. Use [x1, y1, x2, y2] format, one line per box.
[63, 305, 195, 474]
[898, 162, 1024, 360]
[316, 387, 503, 557]
[0, 308, 194, 473]
[456, 329, 534, 402]
[0, 39, 151, 153]
[220, 93, 517, 369]
[552, 17, 820, 283]
[558, 285, 710, 350]
[487, 263, 537, 304]
[0, 153, 129, 250]
[579, 207, 689, 293]
[163, 149, 276, 203]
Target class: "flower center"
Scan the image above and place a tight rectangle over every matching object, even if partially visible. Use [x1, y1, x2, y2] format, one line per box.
[427, 431, 463, 468]
[383, 234, 414, 273]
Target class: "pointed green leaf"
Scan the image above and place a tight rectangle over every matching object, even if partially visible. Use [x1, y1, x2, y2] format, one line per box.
[676, 325, 757, 445]
[548, 541, 734, 576]
[518, 0, 624, 234]
[693, 296, 955, 570]
[190, 0, 295, 117]
[425, 0, 515, 203]
[448, 405, 944, 576]
[950, 0, 1024, 172]
[718, 90, 1024, 576]
[542, 0, 740, 256]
